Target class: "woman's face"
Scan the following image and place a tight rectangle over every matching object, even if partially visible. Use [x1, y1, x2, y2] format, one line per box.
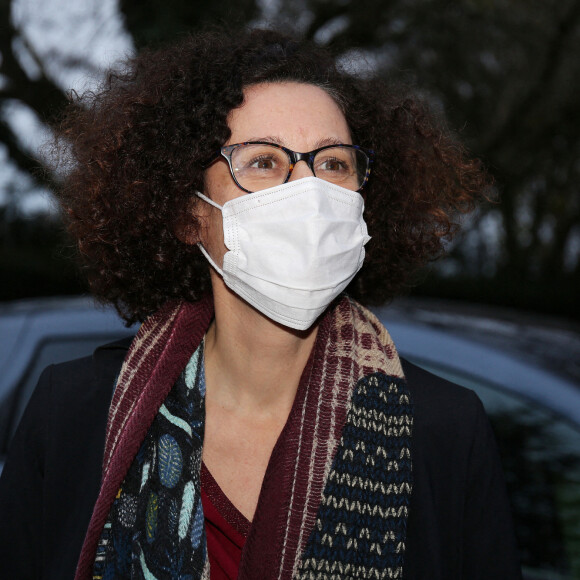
[200, 81, 352, 268]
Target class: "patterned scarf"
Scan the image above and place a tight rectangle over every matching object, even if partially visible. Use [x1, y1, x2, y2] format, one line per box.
[75, 295, 413, 580]
[92, 342, 209, 579]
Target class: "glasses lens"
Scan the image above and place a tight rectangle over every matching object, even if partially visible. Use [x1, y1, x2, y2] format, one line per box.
[313, 146, 368, 190]
[230, 144, 290, 192]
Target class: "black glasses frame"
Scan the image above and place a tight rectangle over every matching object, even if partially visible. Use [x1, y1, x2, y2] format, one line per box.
[203, 141, 374, 193]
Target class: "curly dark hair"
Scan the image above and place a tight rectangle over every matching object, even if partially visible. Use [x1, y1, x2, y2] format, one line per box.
[53, 27, 488, 325]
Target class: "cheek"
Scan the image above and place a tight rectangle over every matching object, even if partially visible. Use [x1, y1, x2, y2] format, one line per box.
[204, 162, 246, 205]
[199, 203, 228, 266]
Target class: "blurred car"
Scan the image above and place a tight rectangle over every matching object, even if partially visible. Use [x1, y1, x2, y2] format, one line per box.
[1, 295, 579, 579]
[0, 296, 133, 467]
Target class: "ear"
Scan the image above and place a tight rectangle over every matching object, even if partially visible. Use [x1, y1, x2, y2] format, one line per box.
[174, 196, 207, 245]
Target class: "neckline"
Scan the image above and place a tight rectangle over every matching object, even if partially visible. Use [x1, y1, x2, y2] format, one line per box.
[201, 461, 252, 537]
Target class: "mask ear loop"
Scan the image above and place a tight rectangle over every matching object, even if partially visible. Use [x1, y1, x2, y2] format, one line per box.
[195, 191, 223, 210]
[195, 191, 225, 276]
[197, 243, 225, 276]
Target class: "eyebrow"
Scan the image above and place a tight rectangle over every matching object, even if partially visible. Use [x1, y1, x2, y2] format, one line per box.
[244, 136, 349, 149]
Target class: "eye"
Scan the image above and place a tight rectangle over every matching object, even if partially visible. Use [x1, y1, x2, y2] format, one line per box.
[319, 157, 349, 172]
[316, 155, 353, 175]
[248, 155, 278, 170]
[233, 144, 287, 173]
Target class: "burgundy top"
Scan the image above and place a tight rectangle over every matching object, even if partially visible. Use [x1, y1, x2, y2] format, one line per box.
[201, 463, 251, 579]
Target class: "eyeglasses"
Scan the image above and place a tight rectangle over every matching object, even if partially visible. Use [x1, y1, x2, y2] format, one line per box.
[204, 142, 374, 193]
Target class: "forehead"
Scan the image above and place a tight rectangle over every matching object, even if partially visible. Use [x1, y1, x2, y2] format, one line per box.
[226, 82, 352, 148]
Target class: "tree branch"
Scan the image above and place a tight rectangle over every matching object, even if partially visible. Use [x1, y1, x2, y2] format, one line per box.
[0, 118, 57, 190]
[1, 1, 68, 112]
[480, 0, 580, 156]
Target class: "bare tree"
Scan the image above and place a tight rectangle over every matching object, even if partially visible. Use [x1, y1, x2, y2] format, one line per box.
[0, 0, 68, 189]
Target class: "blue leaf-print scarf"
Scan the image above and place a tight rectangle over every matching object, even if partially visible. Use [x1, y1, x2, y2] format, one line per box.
[93, 341, 207, 579]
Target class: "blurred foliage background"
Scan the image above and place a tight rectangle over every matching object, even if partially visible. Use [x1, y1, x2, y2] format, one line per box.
[1, 0, 579, 318]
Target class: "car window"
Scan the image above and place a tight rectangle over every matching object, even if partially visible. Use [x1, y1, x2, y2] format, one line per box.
[411, 359, 580, 580]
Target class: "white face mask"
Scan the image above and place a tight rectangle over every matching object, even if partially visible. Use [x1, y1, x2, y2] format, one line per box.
[195, 176, 371, 330]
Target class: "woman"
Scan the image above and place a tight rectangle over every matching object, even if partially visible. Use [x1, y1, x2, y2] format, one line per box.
[0, 28, 521, 579]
